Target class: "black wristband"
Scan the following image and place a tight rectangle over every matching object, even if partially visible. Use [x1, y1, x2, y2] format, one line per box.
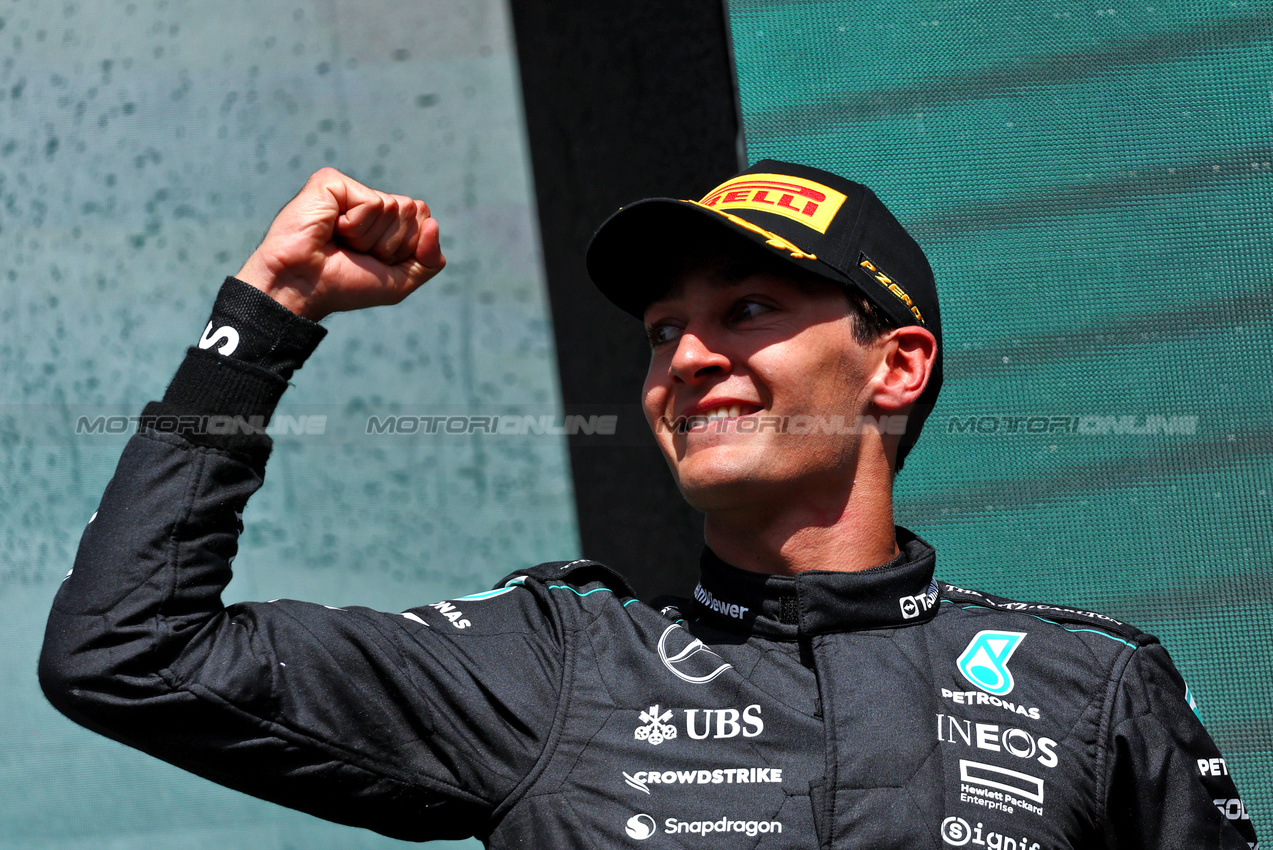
[197, 276, 327, 381]
[139, 278, 329, 459]
[140, 348, 288, 461]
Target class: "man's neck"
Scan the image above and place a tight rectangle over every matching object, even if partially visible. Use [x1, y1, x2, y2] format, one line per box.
[701, 466, 899, 576]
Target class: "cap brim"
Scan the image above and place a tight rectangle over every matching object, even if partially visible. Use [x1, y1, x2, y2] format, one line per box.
[586, 198, 860, 318]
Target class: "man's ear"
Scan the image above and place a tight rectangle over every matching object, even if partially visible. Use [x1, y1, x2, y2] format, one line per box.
[869, 326, 937, 412]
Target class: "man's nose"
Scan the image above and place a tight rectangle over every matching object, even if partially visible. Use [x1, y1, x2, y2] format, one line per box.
[669, 331, 730, 384]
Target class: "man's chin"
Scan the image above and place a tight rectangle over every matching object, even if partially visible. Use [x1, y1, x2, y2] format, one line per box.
[672, 469, 778, 515]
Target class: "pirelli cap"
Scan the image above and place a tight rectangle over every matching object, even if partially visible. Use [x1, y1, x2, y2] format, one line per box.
[586, 159, 942, 468]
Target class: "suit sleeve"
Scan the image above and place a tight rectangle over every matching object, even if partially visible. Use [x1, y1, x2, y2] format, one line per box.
[38, 280, 567, 842]
[1102, 641, 1259, 849]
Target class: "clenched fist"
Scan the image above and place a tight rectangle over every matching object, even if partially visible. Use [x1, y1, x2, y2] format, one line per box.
[236, 168, 446, 320]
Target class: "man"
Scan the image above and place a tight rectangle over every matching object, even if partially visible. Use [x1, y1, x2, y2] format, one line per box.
[40, 162, 1258, 848]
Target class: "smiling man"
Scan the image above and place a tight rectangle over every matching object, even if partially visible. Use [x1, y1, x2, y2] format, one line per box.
[590, 172, 940, 577]
[41, 162, 1258, 848]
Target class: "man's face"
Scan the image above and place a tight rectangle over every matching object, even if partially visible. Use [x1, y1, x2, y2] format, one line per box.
[641, 264, 886, 515]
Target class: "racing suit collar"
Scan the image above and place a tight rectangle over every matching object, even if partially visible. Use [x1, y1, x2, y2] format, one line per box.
[691, 528, 939, 638]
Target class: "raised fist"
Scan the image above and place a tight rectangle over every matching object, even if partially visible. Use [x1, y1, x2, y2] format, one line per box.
[235, 168, 446, 320]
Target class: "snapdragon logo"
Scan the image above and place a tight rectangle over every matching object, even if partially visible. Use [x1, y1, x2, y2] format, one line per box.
[625, 813, 656, 840]
[665, 817, 783, 837]
[957, 631, 1026, 695]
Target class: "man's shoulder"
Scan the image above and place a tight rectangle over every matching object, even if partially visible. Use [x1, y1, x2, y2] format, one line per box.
[498, 559, 636, 597]
[400, 560, 643, 640]
[936, 580, 1154, 649]
[487, 560, 647, 625]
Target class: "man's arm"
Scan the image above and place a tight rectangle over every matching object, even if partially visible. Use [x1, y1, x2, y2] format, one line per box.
[38, 171, 565, 841]
[1102, 641, 1259, 849]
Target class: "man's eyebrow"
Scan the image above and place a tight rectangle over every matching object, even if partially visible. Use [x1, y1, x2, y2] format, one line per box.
[643, 303, 680, 323]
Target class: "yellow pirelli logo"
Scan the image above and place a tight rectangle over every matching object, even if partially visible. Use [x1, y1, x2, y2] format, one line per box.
[688, 202, 817, 261]
[860, 255, 925, 324]
[698, 173, 848, 234]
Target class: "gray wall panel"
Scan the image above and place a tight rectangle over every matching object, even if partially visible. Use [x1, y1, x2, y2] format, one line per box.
[1, 1, 575, 847]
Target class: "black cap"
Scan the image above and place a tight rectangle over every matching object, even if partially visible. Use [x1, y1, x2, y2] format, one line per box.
[586, 159, 942, 469]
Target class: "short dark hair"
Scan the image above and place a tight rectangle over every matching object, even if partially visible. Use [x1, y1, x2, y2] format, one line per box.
[844, 291, 898, 346]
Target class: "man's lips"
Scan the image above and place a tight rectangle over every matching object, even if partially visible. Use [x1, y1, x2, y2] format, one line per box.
[670, 402, 764, 433]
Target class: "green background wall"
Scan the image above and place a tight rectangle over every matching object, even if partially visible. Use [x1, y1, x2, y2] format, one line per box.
[728, 0, 1271, 835]
[1, 1, 571, 847]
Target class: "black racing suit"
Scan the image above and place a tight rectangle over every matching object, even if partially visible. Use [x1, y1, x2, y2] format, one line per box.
[40, 279, 1259, 849]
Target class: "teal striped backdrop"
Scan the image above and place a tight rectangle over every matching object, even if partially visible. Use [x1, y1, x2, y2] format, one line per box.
[729, 0, 1272, 833]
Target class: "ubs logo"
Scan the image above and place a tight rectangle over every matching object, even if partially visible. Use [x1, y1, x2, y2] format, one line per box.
[657, 625, 732, 684]
[635, 704, 763, 745]
[635, 705, 677, 746]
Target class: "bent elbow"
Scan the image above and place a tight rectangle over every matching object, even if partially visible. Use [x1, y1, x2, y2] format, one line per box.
[38, 623, 95, 720]
[37, 614, 131, 725]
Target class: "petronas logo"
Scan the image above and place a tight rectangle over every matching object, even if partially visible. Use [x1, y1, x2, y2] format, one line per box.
[956, 631, 1026, 695]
